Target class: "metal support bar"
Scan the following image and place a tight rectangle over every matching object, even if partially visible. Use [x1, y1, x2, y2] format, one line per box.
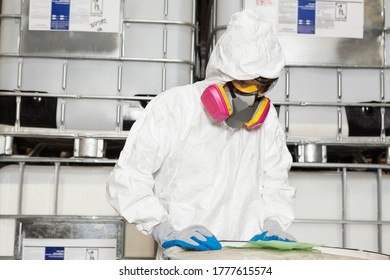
[380, 69, 386, 140]
[337, 68, 342, 101]
[164, 0, 169, 18]
[53, 162, 61, 215]
[380, 106, 386, 140]
[15, 95, 21, 132]
[0, 53, 196, 66]
[116, 102, 122, 134]
[0, 91, 155, 100]
[4, 156, 390, 168]
[162, 64, 167, 92]
[337, 107, 342, 141]
[4, 90, 390, 108]
[163, 28, 168, 56]
[337, 68, 343, 140]
[274, 101, 390, 107]
[0, 156, 117, 164]
[377, 169, 383, 253]
[17, 15, 22, 54]
[292, 162, 390, 170]
[190, 0, 196, 83]
[0, 214, 123, 220]
[16, 220, 22, 258]
[62, 60, 68, 90]
[17, 58, 23, 89]
[59, 98, 66, 133]
[211, 0, 217, 48]
[293, 219, 390, 225]
[341, 168, 347, 248]
[1, 131, 390, 145]
[117, 63, 123, 93]
[4, 214, 390, 225]
[284, 67, 290, 136]
[0, 15, 22, 19]
[380, 69, 385, 101]
[17, 162, 25, 215]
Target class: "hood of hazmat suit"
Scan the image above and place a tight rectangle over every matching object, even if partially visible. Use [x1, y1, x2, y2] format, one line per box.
[106, 9, 295, 242]
[206, 10, 285, 82]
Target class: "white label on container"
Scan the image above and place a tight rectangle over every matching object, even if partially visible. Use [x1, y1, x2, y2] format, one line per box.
[245, 0, 364, 38]
[29, 0, 121, 33]
[22, 238, 117, 260]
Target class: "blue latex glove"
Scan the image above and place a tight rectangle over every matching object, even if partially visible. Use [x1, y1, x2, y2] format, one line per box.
[152, 222, 222, 251]
[250, 219, 296, 242]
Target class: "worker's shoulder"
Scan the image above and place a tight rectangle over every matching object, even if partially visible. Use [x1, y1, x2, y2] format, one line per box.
[268, 103, 279, 119]
[262, 103, 281, 128]
[148, 83, 200, 110]
[160, 83, 199, 101]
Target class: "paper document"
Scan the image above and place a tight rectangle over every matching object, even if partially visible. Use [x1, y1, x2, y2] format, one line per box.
[225, 240, 319, 251]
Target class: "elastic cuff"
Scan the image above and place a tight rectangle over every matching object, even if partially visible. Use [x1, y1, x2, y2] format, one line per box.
[151, 221, 175, 245]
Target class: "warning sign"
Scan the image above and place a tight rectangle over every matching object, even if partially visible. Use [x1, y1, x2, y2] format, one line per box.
[86, 249, 99, 260]
[335, 2, 347, 21]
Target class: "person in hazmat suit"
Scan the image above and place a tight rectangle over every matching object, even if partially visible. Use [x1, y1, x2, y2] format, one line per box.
[106, 9, 296, 256]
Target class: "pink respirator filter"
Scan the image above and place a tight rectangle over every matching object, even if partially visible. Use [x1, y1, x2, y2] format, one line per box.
[201, 84, 231, 122]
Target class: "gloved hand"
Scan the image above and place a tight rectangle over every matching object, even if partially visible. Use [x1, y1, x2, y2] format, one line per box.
[152, 222, 222, 251]
[250, 219, 296, 242]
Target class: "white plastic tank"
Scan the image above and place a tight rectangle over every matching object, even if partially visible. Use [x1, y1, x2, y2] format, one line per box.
[121, 0, 194, 97]
[289, 171, 390, 254]
[211, 0, 386, 138]
[0, 164, 117, 258]
[275, 67, 349, 138]
[0, 164, 156, 258]
[0, 165, 117, 216]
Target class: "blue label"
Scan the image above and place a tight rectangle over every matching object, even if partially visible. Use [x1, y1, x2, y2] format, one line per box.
[297, 0, 316, 34]
[45, 247, 65, 260]
[51, 0, 70, 30]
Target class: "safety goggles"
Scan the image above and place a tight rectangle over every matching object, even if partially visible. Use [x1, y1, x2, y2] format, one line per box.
[231, 76, 278, 97]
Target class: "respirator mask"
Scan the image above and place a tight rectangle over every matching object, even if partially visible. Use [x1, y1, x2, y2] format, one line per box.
[201, 77, 278, 129]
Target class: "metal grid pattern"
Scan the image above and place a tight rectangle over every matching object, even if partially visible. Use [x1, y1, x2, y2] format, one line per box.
[0, 0, 197, 137]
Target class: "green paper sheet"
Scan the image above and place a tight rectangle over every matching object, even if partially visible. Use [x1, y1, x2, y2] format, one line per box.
[224, 241, 319, 251]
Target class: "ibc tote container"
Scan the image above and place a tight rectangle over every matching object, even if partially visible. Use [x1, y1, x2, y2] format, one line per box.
[0, 0, 196, 134]
[209, 0, 390, 255]
[0, 0, 197, 259]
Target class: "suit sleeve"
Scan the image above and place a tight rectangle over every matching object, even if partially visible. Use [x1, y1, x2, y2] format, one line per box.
[106, 95, 175, 234]
[261, 107, 295, 230]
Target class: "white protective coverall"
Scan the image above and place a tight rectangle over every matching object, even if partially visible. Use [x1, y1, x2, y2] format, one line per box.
[106, 9, 295, 242]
